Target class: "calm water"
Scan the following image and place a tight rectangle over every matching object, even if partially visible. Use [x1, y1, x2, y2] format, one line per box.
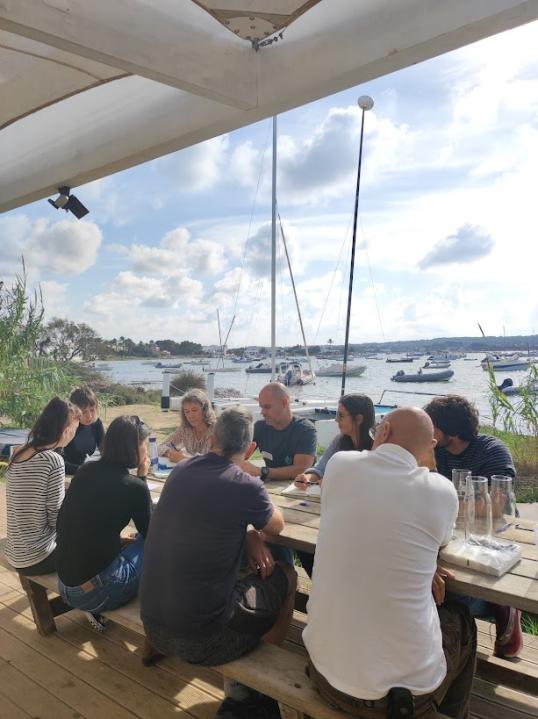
[95, 355, 531, 423]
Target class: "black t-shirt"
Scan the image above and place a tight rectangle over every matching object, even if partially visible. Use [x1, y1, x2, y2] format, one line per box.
[434, 434, 516, 481]
[253, 416, 317, 468]
[56, 460, 152, 586]
[140, 452, 274, 639]
[62, 419, 105, 474]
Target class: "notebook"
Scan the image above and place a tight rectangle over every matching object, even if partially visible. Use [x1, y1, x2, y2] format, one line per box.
[281, 481, 321, 501]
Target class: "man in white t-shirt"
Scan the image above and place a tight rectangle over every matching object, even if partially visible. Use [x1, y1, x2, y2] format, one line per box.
[304, 407, 476, 718]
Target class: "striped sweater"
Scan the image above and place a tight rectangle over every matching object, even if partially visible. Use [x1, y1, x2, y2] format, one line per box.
[5, 450, 65, 568]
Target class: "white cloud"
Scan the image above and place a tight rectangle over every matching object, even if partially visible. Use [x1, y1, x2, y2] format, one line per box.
[0, 214, 102, 276]
[152, 135, 229, 193]
[40, 280, 69, 319]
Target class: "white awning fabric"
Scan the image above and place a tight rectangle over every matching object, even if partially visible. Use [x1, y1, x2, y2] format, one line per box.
[1, 0, 537, 212]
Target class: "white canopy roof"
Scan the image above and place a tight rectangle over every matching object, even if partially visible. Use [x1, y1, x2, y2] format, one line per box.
[1, 0, 537, 213]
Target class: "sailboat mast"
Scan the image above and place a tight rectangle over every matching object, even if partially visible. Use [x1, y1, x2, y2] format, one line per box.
[271, 116, 277, 381]
[341, 96, 373, 396]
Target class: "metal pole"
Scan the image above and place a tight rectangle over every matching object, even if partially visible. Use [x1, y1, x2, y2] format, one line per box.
[271, 116, 277, 381]
[341, 96, 373, 396]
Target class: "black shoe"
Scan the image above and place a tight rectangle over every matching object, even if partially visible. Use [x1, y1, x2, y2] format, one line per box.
[215, 694, 281, 719]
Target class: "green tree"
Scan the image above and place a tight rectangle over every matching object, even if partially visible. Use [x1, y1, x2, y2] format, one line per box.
[0, 266, 72, 427]
[41, 318, 101, 362]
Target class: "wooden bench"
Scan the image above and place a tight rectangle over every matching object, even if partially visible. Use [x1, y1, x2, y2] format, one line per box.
[1, 553, 537, 719]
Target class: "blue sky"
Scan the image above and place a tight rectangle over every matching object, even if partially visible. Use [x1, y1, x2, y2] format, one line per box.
[2, 20, 538, 348]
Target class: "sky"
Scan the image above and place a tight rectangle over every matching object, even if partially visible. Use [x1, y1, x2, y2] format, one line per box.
[2, 20, 538, 349]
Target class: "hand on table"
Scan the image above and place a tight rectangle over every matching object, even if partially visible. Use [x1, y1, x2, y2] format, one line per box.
[294, 473, 319, 489]
[163, 448, 187, 463]
[432, 565, 456, 605]
[245, 529, 275, 579]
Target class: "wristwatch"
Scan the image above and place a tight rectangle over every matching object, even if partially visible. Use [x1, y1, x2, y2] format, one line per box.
[260, 466, 270, 482]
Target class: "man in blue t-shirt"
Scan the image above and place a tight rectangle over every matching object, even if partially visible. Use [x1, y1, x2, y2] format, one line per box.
[239, 382, 317, 483]
[424, 394, 522, 659]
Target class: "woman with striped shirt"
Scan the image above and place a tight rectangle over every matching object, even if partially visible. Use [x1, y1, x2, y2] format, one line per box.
[5, 397, 80, 575]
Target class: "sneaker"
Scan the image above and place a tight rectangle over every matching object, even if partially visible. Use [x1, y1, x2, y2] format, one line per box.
[84, 611, 108, 634]
[494, 606, 523, 658]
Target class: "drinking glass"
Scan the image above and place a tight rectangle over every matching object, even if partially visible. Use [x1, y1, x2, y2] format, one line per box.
[465, 476, 492, 539]
[490, 475, 517, 535]
[452, 469, 471, 539]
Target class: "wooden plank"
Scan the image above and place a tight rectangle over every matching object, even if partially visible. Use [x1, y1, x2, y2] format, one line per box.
[0, 688, 32, 718]
[0, 599, 198, 719]
[0, 625, 135, 719]
[471, 677, 538, 718]
[18, 574, 57, 636]
[444, 565, 538, 614]
[0, 655, 82, 719]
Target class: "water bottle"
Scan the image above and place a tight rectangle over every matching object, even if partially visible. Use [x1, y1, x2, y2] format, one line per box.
[149, 436, 158, 470]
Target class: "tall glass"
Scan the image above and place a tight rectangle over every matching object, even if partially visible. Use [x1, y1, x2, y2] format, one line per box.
[452, 469, 471, 539]
[490, 475, 517, 535]
[465, 476, 492, 540]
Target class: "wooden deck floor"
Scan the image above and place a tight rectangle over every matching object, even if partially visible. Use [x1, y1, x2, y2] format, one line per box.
[0, 564, 224, 719]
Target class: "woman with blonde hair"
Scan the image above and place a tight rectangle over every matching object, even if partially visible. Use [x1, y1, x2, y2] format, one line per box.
[158, 388, 216, 462]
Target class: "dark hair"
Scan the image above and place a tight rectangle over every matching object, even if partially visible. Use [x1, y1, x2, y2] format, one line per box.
[101, 415, 151, 468]
[70, 385, 98, 410]
[423, 395, 479, 441]
[337, 394, 375, 451]
[11, 397, 80, 461]
[214, 407, 253, 459]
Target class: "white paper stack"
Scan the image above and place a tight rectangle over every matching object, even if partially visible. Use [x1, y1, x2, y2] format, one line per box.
[281, 482, 321, 502]
[440, 537, 521, 577]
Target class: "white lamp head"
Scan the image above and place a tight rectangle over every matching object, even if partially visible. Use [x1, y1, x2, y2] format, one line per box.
[357, 95, 374, 111]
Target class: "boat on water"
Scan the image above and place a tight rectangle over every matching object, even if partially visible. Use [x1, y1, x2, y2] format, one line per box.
[386, 357, 414, 363]
[317, 353, 355, 361]
[427, 352, 466, 361]
[155, 361, 182, 369]
[277, 361, 315, 386]
[245, 362, 273, 374]
[498, 377, 538, 396]
[203, 366, 241, 373]
[391, 369, 454, 383]
[480, 354, 532, 371]
[317, 363, 366, 377]
[423, 360, 451, 369]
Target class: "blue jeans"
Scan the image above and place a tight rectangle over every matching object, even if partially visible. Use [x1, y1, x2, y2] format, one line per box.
[448, 592, 492, 618]
[59, 535, 144, 613]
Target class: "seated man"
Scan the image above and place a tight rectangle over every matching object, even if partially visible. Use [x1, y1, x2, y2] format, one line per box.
[140, 406, 297, 719]
[424, 395, 521, 658]
[304, 407, 476, 719]
[239, 382, 317, 482]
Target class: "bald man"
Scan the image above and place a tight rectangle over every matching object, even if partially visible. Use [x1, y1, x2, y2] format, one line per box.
[239, 383, 317, 483]
[304, 407, 477, 719]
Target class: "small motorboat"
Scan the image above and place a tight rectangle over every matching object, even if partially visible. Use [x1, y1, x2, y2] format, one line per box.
[423, 360, 451, 369]
[391, 369, 454, 383]
[386, 357, 414, 363]
[480, 354, 531, 371]
[245, 362, 273, 374]
[317, 363, 366, 377]
[155, 361, 183, 369]
[277, 361, 315, 386]
[498, 377, 538, 396]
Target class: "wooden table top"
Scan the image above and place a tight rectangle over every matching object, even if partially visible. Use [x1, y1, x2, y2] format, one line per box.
[147, 475, 538, 615]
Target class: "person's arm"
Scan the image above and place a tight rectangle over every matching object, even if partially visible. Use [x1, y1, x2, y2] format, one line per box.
[130, 480, 153, 537]
[46, 456, 65, 530]
[482, 438, 516, 479]
[157, 427, 188, 461]
[295, 434, 341, 486]
[260, 506, 285, 537]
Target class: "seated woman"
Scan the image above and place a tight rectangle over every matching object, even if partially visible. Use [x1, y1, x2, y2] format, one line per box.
[5, 397, 80, 576]
[158, 388, 216, 462]
[294, 393, 375, 577]
[62, 386, 105, 474]
[56, 415, 152, 629]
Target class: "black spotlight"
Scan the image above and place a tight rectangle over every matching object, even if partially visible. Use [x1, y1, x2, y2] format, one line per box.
[47, 186, 89, 219]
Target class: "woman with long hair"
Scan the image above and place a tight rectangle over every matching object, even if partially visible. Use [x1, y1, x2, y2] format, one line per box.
[294, 393, 375, 577]
[158, 388, 216, 462]
[56, 415, 152, 630]
[295, 393, 375, 486]
[5, 397, 80, 575]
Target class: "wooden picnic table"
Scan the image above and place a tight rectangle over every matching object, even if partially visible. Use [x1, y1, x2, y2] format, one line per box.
[148, 475, 538, 615]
